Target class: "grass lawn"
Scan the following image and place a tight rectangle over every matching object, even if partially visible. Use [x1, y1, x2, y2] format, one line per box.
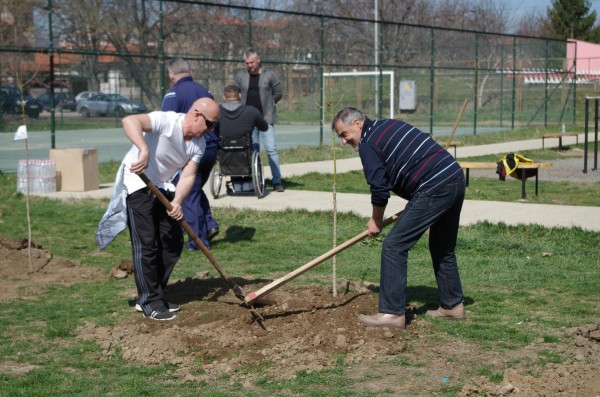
[0, 189, 599, 396]
[1, 128, 599, 396]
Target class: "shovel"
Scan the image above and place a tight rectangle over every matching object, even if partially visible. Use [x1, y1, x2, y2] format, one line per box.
[138, 173, 248, 301]
[244, 211, 402, 306]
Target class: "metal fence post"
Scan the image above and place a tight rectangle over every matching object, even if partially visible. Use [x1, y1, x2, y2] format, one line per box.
[319, 15, 324, 146]
[429, 27, 434, 135]
[584, 97, 589, 173]
[544, 40, 549, 127]
[247, 9, 253, 48]
[500, 43, 505, 127]
[595, 98, 599, 171]
[511, 36, 516, 130]
[47, 0, 56, 149]
[573, 41, 578, 125]
[159, 0, 165, 100]
[377, 22, 383, 119]
[583, 96, 599, 173]
[473, 33, 479, 136]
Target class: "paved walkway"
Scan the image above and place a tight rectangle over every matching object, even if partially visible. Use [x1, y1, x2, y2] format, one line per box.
[45, 133, 600, 231]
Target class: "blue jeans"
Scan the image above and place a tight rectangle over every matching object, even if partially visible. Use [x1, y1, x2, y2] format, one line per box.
[379, 175, 465, 316]
[252, 124, 282, 185]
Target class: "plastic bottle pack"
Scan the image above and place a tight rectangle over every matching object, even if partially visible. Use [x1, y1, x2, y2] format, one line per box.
[17, 159, 57, 194]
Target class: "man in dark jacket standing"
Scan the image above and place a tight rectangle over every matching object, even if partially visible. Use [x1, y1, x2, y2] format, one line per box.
[332, 107, 467, 330]
[162, 58, 220, 250]
[219, 84, 268, 192]
[234, 49, 284, 192]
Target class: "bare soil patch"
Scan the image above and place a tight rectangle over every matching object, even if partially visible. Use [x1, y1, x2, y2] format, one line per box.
[0, 236, 105, 302]
[1, 235, 600, 395]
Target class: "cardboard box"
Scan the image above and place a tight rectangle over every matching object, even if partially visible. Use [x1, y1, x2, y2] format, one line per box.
[49, 148, 99, 192]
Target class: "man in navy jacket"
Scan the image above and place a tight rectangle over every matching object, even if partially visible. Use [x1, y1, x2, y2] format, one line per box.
[162, 58, 219, 250]
[332, 107, 467, 330]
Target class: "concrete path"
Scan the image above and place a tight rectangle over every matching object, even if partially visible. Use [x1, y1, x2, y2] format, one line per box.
[200, 190, 600, 232]
[43, 133, 600, 231]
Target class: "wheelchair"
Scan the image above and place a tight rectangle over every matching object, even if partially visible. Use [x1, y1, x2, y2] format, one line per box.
[209, 134, 266, 199]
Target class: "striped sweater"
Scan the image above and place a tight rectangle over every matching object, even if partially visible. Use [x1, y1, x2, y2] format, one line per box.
[359, 118, 463, 206]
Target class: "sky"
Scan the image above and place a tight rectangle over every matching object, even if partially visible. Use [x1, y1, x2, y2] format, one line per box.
[504, 0, 600, 18]
[502, 0, 600, 32]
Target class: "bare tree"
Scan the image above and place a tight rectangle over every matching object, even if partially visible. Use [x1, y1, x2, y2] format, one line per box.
[50, 0, 188, 108]
[99, 0, 164, 108]
[515, 11, 548, 38]
[50, 0, 106, 92]
[0, 0, 38, 85]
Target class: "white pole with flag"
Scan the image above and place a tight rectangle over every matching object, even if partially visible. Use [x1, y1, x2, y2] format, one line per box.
[14, 125, 28, 141]
[14, 124, 33, 273]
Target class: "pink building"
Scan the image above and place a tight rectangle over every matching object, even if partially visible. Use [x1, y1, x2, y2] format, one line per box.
[567, 39, 600, 74]
[514, 39, 600, 84]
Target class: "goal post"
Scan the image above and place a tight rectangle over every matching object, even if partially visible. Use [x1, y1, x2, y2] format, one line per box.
[322, 70, 395, 130]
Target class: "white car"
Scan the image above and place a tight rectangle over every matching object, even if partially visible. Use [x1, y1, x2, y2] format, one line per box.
[76, 93, 147, 117]
[75, 91, 100, 104]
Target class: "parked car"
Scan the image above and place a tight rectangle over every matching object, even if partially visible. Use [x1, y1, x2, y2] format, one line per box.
[75, 91, 99, 105]
[106, 94, 147, 116]
[0, 86, 42, 118]
[36, 92, 77, 111]
[76, 93, 147, 117]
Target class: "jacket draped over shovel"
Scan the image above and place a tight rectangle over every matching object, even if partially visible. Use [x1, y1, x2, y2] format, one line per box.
[95, 163, 128, 250]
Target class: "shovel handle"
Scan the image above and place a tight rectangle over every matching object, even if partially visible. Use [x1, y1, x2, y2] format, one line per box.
[138, 173, 245, 300]
[244, 210, 402, 305]
[444, 99, 468, 150]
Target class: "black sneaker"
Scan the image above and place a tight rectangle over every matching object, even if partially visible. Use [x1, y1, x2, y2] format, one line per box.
[144, 307, 177, 321]
[274, 183, 285, 192]
[165, 302, 181, 312]
[136, 302, 181, 313]
[208, 228, 219, 241]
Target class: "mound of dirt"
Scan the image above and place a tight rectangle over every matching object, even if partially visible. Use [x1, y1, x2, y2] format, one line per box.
[78, 284, 415, 383]
[0, 236, 105, 302]
[76, 280, 600, 393]
[1, 235, 599, 394]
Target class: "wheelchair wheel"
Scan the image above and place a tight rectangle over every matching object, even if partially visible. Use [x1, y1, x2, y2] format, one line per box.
[209, 161, 223, 199]
[251, 151, 265, 198]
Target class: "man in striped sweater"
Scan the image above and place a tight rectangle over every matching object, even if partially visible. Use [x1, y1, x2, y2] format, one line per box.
[332, 107, 467, 330]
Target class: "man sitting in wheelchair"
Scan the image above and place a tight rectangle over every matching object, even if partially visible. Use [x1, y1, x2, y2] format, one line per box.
[218, 85, 268, 193]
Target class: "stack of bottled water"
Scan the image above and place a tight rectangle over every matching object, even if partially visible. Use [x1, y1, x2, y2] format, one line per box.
[17, 159, 57, 194]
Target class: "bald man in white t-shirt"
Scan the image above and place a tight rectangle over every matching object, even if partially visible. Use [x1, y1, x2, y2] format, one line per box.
[100, 97, 219, 321]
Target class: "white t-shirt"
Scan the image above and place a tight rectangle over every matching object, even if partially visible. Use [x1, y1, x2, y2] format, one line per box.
[122, 111, 205, 194]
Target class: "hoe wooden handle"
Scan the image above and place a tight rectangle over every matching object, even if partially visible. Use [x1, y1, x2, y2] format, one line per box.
[244, 211, 402, 305]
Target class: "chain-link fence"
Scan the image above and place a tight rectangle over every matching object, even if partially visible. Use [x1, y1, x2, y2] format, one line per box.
[1, 0, 598, 173]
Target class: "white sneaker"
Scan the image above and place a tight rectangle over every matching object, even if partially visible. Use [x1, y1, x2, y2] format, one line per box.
[135, 303, 181, 313]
